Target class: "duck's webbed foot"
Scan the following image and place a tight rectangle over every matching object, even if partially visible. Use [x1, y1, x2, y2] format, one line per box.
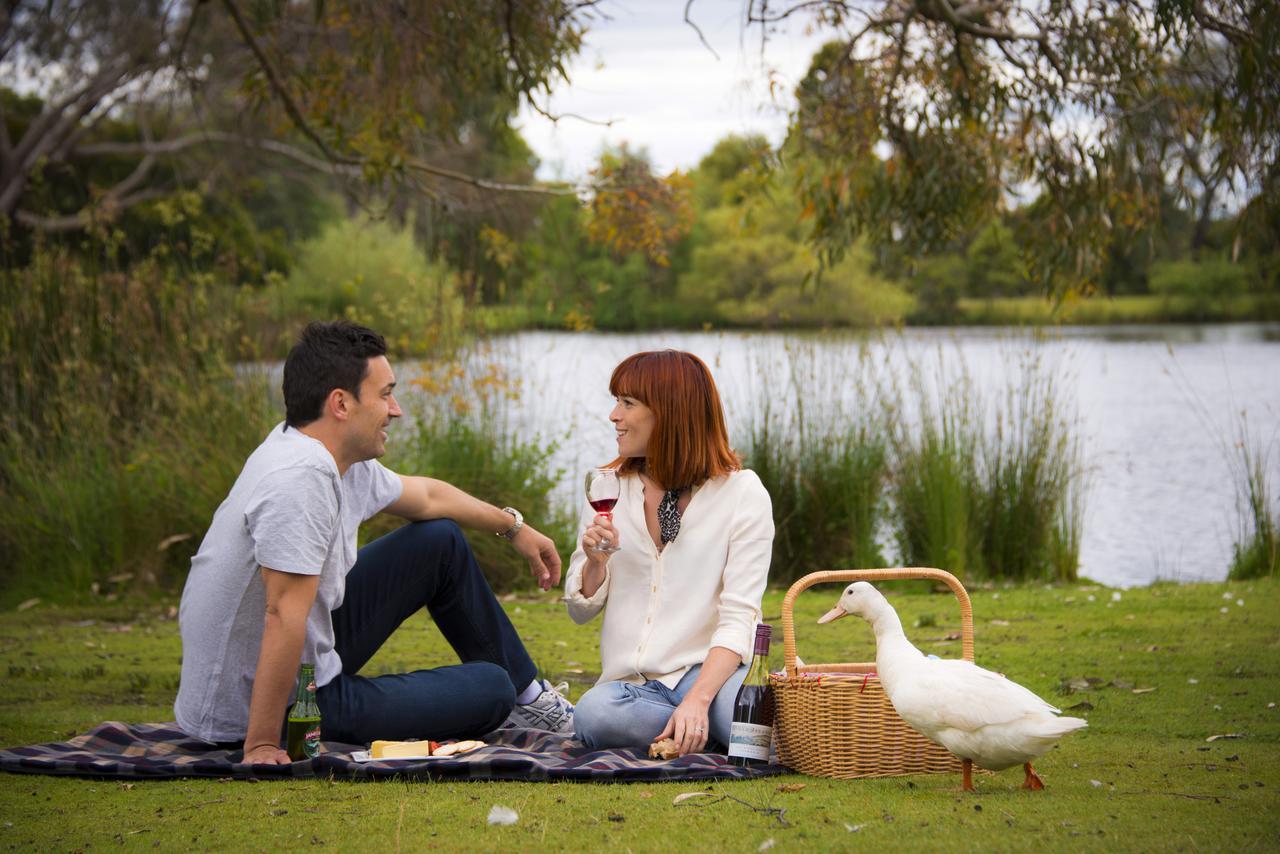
[962, 758, 976, 792]
[1021, 762, 1045, 791]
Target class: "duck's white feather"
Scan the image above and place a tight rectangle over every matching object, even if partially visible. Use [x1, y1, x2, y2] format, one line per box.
[826, 582, 1087, 773]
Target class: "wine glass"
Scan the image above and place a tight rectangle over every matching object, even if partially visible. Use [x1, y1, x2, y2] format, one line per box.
[584, 468, 622, 553]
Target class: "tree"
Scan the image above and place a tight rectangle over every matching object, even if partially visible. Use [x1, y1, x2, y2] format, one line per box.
[734, 0, 1278, 295]
[0, 0, 595, 232]
[587, 144, 694, 267]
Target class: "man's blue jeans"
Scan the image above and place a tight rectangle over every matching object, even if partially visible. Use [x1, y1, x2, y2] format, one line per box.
[313, 519, 538, 744]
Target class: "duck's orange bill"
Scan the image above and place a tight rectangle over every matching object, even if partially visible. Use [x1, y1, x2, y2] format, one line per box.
[817, 605, 847, 624]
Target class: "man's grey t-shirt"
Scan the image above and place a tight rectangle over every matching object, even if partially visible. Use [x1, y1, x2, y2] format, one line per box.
[174, 423, 403, 743]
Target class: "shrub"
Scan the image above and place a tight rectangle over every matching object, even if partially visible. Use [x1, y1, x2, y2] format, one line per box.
[368, 352, 576, 591]
[0, 248, 276, 603]
[276, 216, 465, 355]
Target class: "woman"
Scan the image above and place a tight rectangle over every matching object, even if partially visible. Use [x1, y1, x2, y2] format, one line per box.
[565, 350, 773, 757]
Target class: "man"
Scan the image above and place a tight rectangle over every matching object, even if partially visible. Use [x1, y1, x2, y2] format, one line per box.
[174, 321, 573, 763]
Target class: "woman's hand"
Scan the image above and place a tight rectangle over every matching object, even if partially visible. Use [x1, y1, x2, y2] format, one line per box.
[581, 514, 619, 561]
[655, 695, 712, 756]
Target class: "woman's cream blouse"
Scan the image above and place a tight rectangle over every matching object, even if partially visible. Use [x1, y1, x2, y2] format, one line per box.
[564, 469, 774, 688]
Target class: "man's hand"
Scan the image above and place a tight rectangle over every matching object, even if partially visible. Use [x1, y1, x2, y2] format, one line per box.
[241, 568, 318, 766]
[512, 524, 562, 591]
[243, 743, 291, 765]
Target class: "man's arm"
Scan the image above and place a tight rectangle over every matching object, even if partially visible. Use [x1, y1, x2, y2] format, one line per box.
[384, 474, 562, 590]
[242, 568, 320, 764]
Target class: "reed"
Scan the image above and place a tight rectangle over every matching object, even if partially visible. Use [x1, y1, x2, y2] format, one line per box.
[0, 247, 277, 603]
[739, 341, 890, 583]
[1228, 417, 1279, 579]
[886, 345, 1082, 583]
[371, 350, 577, 590]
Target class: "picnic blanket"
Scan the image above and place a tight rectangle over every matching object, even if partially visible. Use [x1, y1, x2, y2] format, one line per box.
[0, 722, 788, 782]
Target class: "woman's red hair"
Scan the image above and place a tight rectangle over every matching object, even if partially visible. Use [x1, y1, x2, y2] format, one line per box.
[608, 350, 740, 488]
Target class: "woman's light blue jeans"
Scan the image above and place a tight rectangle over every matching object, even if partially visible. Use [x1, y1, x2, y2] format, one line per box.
[573, 662, 749, 750]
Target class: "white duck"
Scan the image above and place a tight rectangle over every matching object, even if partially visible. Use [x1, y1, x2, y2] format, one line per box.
[818, 581, 1087, 791]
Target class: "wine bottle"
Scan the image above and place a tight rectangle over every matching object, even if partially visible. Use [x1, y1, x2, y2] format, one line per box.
[727, 623, 774, 766]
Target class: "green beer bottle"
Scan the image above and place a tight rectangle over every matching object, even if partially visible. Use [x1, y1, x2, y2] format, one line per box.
[286, 663, 322, 761]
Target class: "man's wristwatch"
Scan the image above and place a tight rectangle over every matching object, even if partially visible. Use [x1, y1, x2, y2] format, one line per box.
[497, 507, 524, 541]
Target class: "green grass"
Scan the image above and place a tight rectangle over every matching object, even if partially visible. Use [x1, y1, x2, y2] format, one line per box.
[2, 578, 1278, 851]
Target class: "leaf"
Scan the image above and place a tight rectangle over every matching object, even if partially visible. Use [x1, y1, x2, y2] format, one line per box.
[1065, 701, 1095, 712]
[1132, 687, 1157, 694]
[672, 792, 716, 806]
[16, 598, 40, 612]
[156, 533, 192, 551]
[1206, 733, 1244, 742]
[759, 839, 776, 851]
[776, 783, 806, 793]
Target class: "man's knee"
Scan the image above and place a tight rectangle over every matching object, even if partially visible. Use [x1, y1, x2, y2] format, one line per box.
[468, 661, 516, 730]
[403, 518, 467, 550]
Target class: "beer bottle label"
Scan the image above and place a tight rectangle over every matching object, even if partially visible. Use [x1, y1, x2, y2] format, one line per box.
[726, 722, 771, 761]
[303, 726, 321, 758]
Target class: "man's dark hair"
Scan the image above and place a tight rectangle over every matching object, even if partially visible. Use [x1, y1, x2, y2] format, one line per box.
[283, 321, 388, 427]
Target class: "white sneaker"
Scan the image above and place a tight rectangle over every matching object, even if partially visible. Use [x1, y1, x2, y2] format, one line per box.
[504, 679, 574, 734]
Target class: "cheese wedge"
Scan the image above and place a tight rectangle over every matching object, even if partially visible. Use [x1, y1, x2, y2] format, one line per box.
[370, 740, 431, 759]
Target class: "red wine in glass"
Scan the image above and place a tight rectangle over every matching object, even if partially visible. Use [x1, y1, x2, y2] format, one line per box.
[585, 468, 622, 553]
[589, 497, 617, 514]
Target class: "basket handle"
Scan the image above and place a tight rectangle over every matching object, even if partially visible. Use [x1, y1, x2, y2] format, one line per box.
[780, 568, 974, 677]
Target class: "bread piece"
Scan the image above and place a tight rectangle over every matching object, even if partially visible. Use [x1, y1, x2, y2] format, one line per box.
[432, 739, 485, 757]
[370, 740, 432, 759]
[648, 738, 680, 760]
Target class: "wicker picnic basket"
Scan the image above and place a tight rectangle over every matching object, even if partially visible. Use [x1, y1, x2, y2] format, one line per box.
[770, 568, 974, 779]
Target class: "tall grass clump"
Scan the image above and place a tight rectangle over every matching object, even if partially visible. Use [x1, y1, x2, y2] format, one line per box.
[979, 354, 1083, 581]
[0, 246, 277, 605]
[1228, 417, 1279, 579]
[371, 349, 576, 591]
[275, 216, 465, 355]
[887, 345, 1083, 583]
[888, 363, 982, 578]
[739, 340, 890, 583]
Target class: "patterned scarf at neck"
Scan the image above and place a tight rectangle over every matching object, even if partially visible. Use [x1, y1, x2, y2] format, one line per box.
[657, 487, 685, 545]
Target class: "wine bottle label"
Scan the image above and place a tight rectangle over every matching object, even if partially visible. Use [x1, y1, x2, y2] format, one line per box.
[726, 722, 771, 761]
[303, 727, 321, 758]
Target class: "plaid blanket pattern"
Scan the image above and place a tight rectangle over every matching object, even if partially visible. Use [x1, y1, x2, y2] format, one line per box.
[0, 722, 787, 782]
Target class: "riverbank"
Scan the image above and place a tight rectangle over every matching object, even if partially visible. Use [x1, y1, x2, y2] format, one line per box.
[955, 294, 1280, 326]
[3, 577, 1277, 851]
[470, 294, 1280, 332]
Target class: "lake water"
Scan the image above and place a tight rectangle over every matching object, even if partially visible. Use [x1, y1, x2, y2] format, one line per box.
[449, 324, 1280, 588]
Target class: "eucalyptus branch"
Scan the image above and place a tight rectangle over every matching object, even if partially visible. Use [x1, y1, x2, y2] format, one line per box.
[525, 97, 618, 127]
[219, 0, 353, 166]
[15, 186, 172, 232]
[746, 0, 839, 25]
[73, 130, 580, 197]
[683, 0, 721, 61]
[1192, 2, 1250, 45]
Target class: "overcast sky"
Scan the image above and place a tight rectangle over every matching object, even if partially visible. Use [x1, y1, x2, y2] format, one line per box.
[514, 0, 830, 181]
